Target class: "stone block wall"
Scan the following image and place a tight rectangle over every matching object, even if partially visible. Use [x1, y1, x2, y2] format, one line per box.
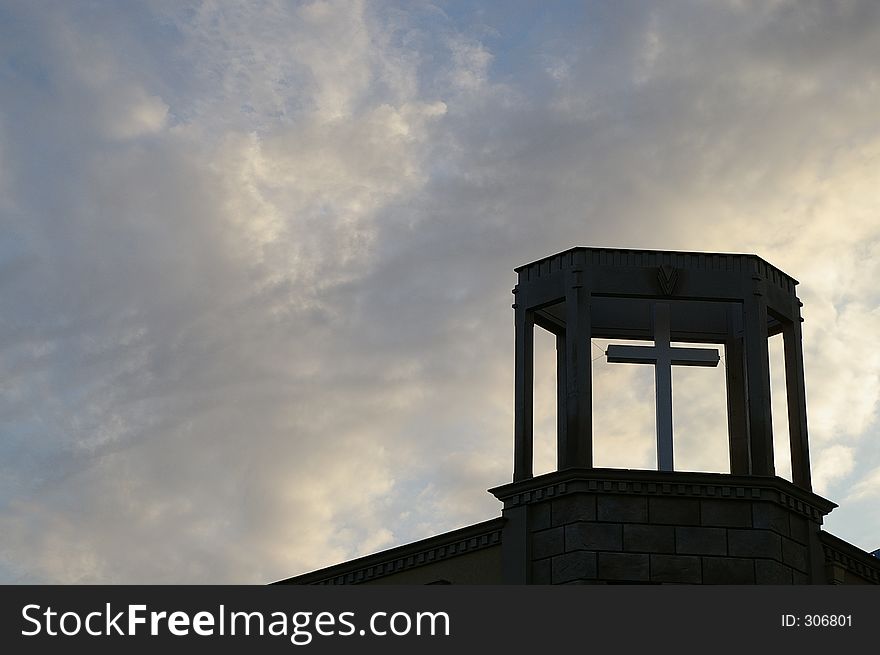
[492, 469, 835, 584]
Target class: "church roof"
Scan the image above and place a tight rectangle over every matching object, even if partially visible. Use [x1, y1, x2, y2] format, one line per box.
[515, 246, 799, 289]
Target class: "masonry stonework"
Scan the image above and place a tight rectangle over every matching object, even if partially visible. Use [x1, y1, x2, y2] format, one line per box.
[491, 469, 831, 584]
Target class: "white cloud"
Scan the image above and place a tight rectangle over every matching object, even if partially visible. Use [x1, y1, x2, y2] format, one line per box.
[846, 466, 880, 502]
[447, 36, 493, 92]
[812, 445, 856, 496]
[104, 86, 169, 139]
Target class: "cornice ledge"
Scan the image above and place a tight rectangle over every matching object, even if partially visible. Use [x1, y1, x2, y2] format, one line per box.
[820, 531, 880, 584]
[273, 517, 504, 586]
[489, 468, 837, 520]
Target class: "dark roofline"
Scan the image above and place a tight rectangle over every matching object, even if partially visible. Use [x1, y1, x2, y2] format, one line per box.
[514, 246, 799, 286]
[271, 517, 504, 585]
[820, 530, 880, 583]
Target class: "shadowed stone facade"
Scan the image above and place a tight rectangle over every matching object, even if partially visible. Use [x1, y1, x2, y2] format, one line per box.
[490, 469, 833, 584]
[277, 248, 880, 586]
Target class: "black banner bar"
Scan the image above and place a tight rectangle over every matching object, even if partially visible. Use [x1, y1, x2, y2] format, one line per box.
[1, 585, 876, 653]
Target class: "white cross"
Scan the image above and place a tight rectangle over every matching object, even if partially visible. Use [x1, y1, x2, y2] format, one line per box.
[606, 303, 720, 471]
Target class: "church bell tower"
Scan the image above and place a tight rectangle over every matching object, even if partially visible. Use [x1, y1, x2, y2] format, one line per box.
[490, 247, 837, 583]
[282, 245, 880, 586]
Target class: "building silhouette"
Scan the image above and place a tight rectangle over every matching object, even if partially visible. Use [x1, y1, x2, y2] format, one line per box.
[278, 247, 880, 585]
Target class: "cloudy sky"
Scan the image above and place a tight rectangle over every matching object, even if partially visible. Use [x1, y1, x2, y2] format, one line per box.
[1, 0, 879, 583]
